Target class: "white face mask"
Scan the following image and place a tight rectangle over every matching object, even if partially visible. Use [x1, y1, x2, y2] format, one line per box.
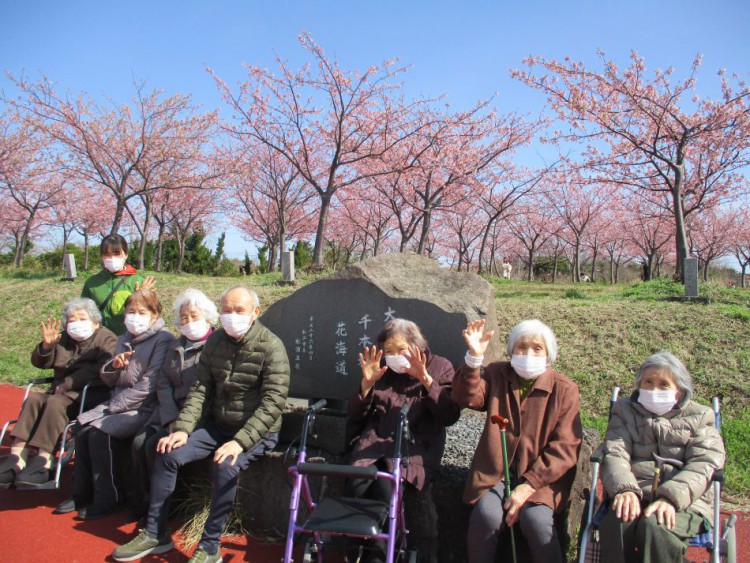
[66, 320, 95, 342]
[124, 313, 151, 336]
[385, 354, 411, 374]
[220, 313, 253, 339]
[102, 256, 126, 273]
[181, 319, 210, 341]
[510, 354, 548, 379]
[638, 389, 678, 416]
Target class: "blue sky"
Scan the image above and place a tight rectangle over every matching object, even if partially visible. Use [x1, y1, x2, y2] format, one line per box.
[2, 0, 749, 258]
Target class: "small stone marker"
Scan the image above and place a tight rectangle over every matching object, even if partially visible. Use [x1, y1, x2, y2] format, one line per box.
[684, 258, 699, 298]
[282, 251, 295, 283]
[63, 253, 77, 280]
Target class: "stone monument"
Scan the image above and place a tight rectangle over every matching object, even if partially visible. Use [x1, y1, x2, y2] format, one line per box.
[281, 250, 295, 284]
[684, 257, 699, 299]
[63, 253, 77, 281]
[260, 252, 502, 402]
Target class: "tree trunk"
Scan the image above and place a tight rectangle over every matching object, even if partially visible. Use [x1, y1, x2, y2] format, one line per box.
[741, 265, 747, 288]
[13, 206, 38, 267]
[137, 204, 152, 271]
[527, 248, 535, 281]
[83, 232, 90, 270]
[312, 194, 332, 267]
[155, 224, 165, 272]
[590, 247, 598, 283]
[177, 234, 186, 273]
[417, 208, 433, 256]
[110, 199, 127, 236]
[614, 261, 620, 284]
[670, 180, 689, 282]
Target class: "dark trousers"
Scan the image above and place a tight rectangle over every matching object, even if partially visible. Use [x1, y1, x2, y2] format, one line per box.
[598, 506, 706, 563]
[467, 482, 563, 563]
[11, 392, 77, 453]
[72, 425, 129, 508]
[131, 424, 169, 516]
[146, 421, 278, 554]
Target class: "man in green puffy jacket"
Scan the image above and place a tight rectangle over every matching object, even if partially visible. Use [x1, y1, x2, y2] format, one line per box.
[112, 286, 290, 563]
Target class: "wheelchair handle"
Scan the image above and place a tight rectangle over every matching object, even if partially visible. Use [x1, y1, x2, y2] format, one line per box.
[309, 399, 327, 413]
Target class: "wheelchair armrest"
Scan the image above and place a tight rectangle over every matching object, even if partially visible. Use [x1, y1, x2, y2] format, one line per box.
[297, 462, 379, 480]
[28, 377, 55, 385]
[711, 468, 725, 483]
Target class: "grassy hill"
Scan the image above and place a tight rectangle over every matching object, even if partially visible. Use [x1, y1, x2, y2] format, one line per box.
[1, 268, 748, 501]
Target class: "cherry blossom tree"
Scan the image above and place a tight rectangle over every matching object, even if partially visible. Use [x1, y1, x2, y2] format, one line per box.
[211, 32, 436, 266]
[686, 208, 737, 281]
[0, 113, 61, 266]
[7, 75, 219, 237]
[731, 207, 750, 287]
[544, 169, 609, 282]
[508, 198, 560, 281]
[514, 52, 750, 280]
[624, 194, 675, 281]
[225, 144, 316, 271]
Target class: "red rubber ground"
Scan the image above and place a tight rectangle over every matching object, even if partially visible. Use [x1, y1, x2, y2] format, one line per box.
[0, 384, 746, 562]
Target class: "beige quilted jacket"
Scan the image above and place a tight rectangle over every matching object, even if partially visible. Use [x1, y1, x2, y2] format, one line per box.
[601, 394, 725, 520]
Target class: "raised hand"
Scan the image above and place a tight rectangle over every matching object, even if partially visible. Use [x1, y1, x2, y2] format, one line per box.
[40, 318, 62, 350]
[462, 319, 494, 357]
[359, 345, 387, 396]
[135, 275, 156, 292]
[112, 350, 135, 369]
[403, 345, 433, 390]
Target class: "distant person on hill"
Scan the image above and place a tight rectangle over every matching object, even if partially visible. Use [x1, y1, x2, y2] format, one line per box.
[130, 288, 219, 522]
[55, 289, 174, 520]
[348, 318, 461, 563]
[502, 259, 512, 279]
[0, 298, 117, 488]
[112, 286, 290, 563]
[453, 319, 582, 563]
[597, 351, 725, 563]
[81, 234, 155, 335]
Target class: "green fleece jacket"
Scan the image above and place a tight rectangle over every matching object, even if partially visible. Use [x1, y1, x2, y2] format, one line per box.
[174, 321, 290, 451]
[81, 266, 144, 335]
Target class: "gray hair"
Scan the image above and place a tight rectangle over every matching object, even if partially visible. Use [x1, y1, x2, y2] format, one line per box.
[61, 297, 102, 328]
[506, 319, 558, 363]
[636, 351, 694, 401]
[172, 288, 219, 327]
[376, 318, 428, 351]
[220, 285, 260, 309]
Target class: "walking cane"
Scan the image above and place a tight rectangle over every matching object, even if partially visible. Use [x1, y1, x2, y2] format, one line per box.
[490, 415, 517, 563]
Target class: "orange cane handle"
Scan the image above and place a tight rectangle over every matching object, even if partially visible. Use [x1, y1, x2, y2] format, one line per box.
[490, 415, 509, 431]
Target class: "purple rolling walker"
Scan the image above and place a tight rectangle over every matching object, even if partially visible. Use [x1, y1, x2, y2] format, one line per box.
[283, 400, 416, 563]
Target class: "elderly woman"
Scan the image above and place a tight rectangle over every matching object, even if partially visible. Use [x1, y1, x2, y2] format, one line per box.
[54, 289, 175, 520]
[130, 288, 219, 520]
[348, 318, 461, 563]
[0, 298, 117, 488]
[598, 351, 725, 562]
[453, 319, 582, 563]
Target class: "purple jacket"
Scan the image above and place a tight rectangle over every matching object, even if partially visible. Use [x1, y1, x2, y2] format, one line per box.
[348, 349, 460, 490]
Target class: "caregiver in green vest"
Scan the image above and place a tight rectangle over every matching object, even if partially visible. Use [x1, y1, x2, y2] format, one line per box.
[82, 234, 154, 335]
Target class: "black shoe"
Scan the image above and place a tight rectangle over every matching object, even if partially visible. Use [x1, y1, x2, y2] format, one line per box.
[54, 498, 77, 514]
[77, 502, 124, 520]
[0, 468, 15, 489]
[15, 456, 52, 487]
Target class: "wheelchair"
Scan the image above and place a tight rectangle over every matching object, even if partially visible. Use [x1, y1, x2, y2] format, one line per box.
[0, 376, 101, 490]
[283, 399, 416, 563]
[578, 387, 738, 563]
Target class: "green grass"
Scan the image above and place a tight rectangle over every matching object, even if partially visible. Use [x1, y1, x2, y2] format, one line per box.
[1, 268, 749, 500]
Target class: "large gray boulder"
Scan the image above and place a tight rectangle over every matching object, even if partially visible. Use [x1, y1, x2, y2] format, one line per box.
[261, 253, 503, 401]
